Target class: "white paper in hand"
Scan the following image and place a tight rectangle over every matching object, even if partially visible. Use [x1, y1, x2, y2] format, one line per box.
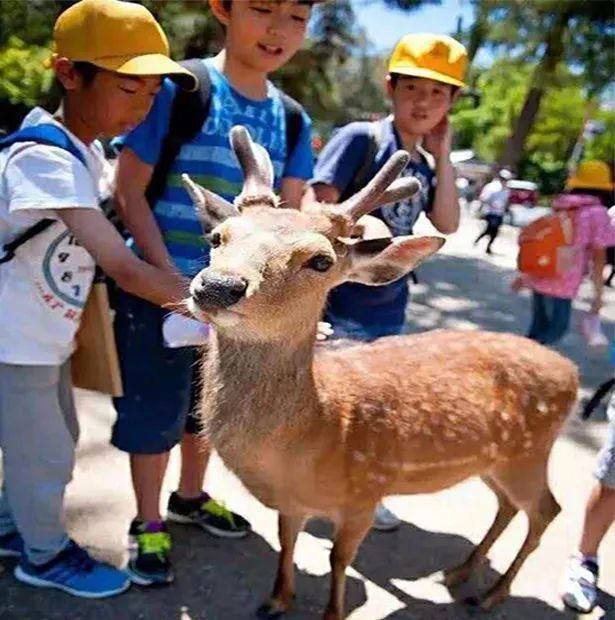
[162, 313, 210, 348]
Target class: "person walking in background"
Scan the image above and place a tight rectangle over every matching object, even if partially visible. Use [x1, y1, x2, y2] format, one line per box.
[473, 168, 512, 254]
[512, 160, 615, 346]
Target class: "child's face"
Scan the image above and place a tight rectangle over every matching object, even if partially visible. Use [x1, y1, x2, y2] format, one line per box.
[387, 76, 454, 137]
[58, 61, 161, 138]
[222, 1, 311, 74]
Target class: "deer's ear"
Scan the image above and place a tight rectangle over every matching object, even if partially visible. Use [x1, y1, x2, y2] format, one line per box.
[181, 174, 239, 233]
[344, 236, 444, 285]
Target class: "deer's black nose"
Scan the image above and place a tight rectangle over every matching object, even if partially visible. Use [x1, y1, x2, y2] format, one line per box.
[191, 271, 248, 309]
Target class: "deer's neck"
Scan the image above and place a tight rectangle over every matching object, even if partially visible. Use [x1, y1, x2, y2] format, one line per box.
[201, 329, 319, 447]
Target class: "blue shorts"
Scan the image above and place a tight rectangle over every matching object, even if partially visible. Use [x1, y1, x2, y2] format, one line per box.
[110, 289, 203, 454]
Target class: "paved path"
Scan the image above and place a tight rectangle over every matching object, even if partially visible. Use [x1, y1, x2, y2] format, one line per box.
[1, 212, 613, 620]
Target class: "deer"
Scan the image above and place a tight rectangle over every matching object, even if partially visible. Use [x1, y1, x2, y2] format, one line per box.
[180, 126, 578, 620]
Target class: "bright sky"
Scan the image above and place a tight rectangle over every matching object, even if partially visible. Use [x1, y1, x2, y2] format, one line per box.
[352, 0, 474, 53]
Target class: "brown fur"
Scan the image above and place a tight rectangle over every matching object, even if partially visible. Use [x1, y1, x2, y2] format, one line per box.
[183, 132, 579, 619]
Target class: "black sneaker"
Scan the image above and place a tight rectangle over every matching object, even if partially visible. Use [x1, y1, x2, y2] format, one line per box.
[167, 492, 251, 539]
[126, 520, 173, 586]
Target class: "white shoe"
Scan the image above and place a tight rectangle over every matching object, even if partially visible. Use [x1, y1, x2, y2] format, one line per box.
[372, 503, 401, 532]
[561, 555, 599, 613]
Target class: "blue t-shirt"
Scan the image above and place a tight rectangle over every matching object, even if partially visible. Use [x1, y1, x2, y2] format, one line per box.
[116, 58, 314, 277]
[312, 117, 435, 339]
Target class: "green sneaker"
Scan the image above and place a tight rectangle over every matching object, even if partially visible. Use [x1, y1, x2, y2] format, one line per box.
[126, 520, 173, 586]
[167, 492, 251, 539]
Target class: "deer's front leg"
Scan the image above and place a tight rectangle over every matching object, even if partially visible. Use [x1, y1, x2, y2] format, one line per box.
[324, 510, 374, 620]
[258, 513, 305, 618]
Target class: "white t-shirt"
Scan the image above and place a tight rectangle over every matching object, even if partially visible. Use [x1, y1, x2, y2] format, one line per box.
[0, 108, 114, 365]
[479, 179, 510, 216]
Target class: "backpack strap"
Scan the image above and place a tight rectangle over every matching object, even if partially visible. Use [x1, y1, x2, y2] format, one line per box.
[0, 124, 87, 168]
[146, 59, 213, 207]
[346, 119, 385, 199]
[280, 92, 304, 163]
[0, 124, 88, 264]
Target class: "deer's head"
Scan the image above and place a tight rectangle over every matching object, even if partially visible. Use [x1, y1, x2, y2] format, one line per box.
[183, 126, 444, 342]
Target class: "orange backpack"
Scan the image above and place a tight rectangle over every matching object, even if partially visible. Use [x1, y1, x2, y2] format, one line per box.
[517, 211, 576, 278]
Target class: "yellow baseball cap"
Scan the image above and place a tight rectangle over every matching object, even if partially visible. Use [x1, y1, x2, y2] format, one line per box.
[566, 160, 614, 191]
[388, 33, 467, 88]
[52, 0, 197, 90]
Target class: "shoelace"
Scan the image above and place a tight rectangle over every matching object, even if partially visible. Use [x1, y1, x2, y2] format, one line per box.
[201, 498, 236, 528]
[137, 531, 172, 560]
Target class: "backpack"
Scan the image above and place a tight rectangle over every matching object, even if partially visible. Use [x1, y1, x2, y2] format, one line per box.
[0, 124, 87, 264]
[342, 119, 386, 200]
[517, 210, 576, 278]
[144, 58, 306, 208]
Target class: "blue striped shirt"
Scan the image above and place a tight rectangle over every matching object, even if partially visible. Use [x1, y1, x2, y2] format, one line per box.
[116, 59, 314, 277]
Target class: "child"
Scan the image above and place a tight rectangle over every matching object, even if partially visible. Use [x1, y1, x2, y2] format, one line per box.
[0, 0, 195, 598]
[562, 389, 615, 613]
[112, 0, 316, 586]
[512, 160, 615, 345]
[473, 168, 512, 254]
[309, 33, 467, 531]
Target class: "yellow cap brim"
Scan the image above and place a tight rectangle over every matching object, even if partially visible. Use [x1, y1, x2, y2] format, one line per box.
[566, 178, 614, 191]
[389, 65, 466, 88]
[94, 54, 198, 91]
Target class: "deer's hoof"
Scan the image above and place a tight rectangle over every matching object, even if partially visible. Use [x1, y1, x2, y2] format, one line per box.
[257, 599, 290, 619]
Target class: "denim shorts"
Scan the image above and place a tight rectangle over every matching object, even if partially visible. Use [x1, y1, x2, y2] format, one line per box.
[110, 289, 203, 454]
[595, 393, 615, 489]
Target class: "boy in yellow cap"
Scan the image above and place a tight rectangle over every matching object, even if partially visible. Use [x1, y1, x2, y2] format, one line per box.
[309, 33, 467, 531]
[0, 0, 195, 598]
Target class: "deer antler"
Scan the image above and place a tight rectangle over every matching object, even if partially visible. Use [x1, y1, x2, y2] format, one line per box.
[339, 150, 411, 221]
[230, 126, 276, 204]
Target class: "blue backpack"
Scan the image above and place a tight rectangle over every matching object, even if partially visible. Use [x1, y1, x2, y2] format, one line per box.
[0, 124, 87, 264]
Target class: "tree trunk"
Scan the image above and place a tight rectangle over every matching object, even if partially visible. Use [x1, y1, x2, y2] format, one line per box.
[498, 10, 571, 170]
[467, 0, 489, 65]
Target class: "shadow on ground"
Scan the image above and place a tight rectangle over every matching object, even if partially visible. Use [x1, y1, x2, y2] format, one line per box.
[304, 518, 575, 620]
[0, 524, 365, 620]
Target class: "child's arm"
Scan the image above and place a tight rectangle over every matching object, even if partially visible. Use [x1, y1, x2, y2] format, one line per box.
[114, 147, 174, 271]
[58, 208, 187, 308]
[423, 117, 459, 234]
[281, 110, 314, 209]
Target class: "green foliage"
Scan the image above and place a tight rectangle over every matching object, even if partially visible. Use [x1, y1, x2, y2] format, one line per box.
[0, 37, 53, 106]
[450, 58, 589, 190]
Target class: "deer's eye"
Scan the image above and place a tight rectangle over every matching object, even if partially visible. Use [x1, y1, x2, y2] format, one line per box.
[208, 232, 222, 248]
[305, 254, 334, 273]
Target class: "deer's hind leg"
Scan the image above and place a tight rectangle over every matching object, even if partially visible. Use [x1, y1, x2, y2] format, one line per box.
[443, 476, 517, 588]
[470, 455, 561, 611]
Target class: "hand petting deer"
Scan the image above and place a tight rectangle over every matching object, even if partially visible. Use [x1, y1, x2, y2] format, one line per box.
[181, 126, 578, 620]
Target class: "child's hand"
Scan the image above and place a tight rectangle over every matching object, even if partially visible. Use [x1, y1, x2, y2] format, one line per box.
[423, 117, 452, 162]
[316, 321, 334, 342]
[511, 275, 526, 293]
[590, 295, 603, 314]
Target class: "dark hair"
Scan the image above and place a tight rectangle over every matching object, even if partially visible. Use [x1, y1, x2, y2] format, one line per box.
[389, 72, 458, 97]
[569, 187, 614, 207]
[221, 0, 317, 12]
[54, 61, 100, 95]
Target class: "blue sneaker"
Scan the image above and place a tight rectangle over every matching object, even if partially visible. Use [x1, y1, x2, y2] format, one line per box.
[0, 531, 24, 557]
[14, 540, 130, 598]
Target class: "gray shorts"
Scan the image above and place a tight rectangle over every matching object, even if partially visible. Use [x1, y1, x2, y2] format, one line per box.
[595, 393, 615, 489]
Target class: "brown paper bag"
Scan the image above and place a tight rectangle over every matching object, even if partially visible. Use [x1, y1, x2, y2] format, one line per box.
[71, 281, 123, 397]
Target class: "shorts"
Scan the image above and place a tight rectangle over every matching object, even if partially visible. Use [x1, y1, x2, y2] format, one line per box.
[110, 289, 203, 455]
[594, 392, 615, 489]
